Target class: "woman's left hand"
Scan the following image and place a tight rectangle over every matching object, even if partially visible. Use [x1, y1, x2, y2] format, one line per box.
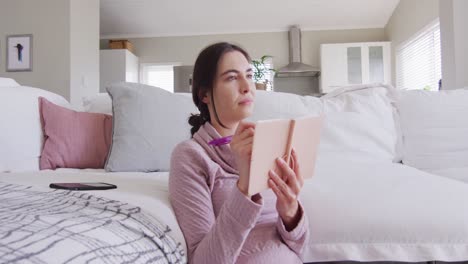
[268, 148, 304, 231]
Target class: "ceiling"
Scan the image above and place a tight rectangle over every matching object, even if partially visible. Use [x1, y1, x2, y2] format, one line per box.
[100, 0, 400, 39]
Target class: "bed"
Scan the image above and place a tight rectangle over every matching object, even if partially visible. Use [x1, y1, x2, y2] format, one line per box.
[2, 155, 468, 263]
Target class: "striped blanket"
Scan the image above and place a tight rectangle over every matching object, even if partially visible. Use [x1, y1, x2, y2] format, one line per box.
[0, 182, 185, 264]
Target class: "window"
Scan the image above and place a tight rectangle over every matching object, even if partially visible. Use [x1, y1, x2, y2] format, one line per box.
[263, 57, 274, 91]
[396, 20, 441, 91]
[140, 63, 179, 93]
[252, 57, 275, 91]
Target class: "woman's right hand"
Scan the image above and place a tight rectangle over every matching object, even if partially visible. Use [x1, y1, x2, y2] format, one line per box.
[230, 121, 256, 196]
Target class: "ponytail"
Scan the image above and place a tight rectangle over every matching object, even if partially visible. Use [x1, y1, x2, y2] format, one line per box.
[189, 103, 210, 137]
[188, 114, 205, 136]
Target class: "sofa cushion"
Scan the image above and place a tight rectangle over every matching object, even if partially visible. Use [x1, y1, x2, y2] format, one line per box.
[0, 86, 70, 172]
[0, 77, 20, 87]
[82, 93, 193, 115]
[248, 90, 322, 121]
[105, 83, 197, 172]
[249, 84, 400, 163]
[39, 97, 113, 170]
[82, 93, 113, 115]
[398, 89, 468, 171]
[320, 84, 400, 162]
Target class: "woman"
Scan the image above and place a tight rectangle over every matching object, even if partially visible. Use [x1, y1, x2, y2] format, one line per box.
[169, 42, 309, 263]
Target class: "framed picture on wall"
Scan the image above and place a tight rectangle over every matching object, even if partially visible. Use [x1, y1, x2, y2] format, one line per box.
[6, 34, 33, 72]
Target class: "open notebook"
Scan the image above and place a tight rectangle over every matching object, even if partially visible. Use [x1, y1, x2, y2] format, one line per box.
[248, 115, 323, 196]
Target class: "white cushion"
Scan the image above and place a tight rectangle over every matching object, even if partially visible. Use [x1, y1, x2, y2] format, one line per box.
[398, 89, 468, 171]
[248, 90, 322, 121]
[82, 92, 191, 115]
[82, 93, 112, 114]
[105, 83, 197, 172]
[246, 86, 399, 163]
[250, 86, 399, 163]
[319, 84, 399, 162]
[0, 86, 70, 172]
[0, 77, 20, 87]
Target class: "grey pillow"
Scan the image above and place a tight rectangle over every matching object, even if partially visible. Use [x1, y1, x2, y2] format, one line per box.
[105, 82, 197, 172]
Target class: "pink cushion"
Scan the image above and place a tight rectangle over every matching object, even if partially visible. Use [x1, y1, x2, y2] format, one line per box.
[39, 97, 113, 170]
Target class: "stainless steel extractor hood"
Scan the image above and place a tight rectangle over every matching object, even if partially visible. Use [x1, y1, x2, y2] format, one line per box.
[276, 25, 320, 78]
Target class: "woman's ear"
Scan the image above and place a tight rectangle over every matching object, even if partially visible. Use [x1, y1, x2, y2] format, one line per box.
[201, 92, 210, 104]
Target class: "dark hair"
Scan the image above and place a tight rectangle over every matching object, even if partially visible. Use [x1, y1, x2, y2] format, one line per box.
[189, 42, 251, 136]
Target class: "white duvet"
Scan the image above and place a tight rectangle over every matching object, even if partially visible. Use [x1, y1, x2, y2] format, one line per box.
[0, 169, 187, 260]
[304, 155, 468, 262]
[1, 158, 468, 262]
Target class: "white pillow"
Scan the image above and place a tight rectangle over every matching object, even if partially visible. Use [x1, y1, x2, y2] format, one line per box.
[0, 86, 70, 172]
[398, 89, 468, 171]
[82, 92, 192, 115]
[319, 84, 399, 162]
[82, 93, 112, 114]
[0, 77, 20, 87]
[105, 83, 197, 172]
[248, 90, 322, 121]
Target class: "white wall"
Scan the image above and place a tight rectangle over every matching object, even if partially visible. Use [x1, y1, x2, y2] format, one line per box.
[452, 0, 468, 89]
[440, 0, 468, 90]
[100, 50, 126, 92]
[439, 0, 456, 90]
[0, 0, 100, 104]
[69, 0, 100, 106]
[384, 0, 439, 85]
[125, 50, 139, 84]
[0, 0, 71, 99]
[100, 49, 138, 92]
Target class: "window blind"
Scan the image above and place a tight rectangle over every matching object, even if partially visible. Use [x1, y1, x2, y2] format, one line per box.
[396, 21, 441, 91]
[264, 58, 274, 91]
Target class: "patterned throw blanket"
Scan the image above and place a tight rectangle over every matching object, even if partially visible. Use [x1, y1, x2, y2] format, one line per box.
[0, 182, 186, 264]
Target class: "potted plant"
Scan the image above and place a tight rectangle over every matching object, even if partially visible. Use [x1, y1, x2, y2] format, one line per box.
[252, 55, 275, 90]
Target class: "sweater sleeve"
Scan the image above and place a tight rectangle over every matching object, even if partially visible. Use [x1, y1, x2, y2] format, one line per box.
[169, 142, 263, 264]
[276, 202, 309, 259]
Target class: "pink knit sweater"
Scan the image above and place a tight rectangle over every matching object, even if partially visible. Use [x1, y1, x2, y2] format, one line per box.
[169, 122, 309, 263]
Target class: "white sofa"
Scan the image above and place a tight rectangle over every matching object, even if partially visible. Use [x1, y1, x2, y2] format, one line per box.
[1, 77, 468, 263]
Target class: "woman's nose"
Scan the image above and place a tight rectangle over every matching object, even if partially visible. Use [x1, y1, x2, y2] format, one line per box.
[240, 76, 252, 94]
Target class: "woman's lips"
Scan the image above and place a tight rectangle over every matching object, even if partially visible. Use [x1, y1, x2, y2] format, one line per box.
[239, 98, 253, 105]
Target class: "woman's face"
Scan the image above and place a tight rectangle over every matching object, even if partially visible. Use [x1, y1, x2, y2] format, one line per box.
[203, 51, 256, 127]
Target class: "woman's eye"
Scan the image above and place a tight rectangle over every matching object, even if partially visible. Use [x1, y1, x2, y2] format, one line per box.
[227, 76, 236, 81]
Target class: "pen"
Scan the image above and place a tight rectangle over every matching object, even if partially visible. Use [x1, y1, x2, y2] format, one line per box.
[208, 135, 233, 146]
